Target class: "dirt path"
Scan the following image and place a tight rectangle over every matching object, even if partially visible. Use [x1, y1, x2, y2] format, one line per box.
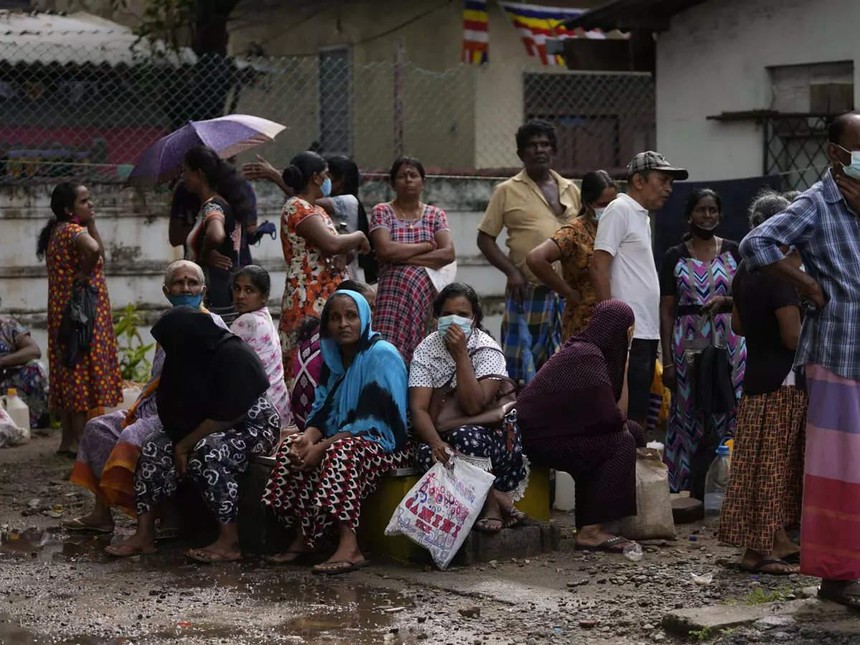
[0, 434, 857, 644]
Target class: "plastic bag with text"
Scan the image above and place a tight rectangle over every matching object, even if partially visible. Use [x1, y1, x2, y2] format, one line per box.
[385, 456, 495, 569]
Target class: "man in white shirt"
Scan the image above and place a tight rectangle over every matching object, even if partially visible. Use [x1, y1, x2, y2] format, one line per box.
[590, 151, 688, 430]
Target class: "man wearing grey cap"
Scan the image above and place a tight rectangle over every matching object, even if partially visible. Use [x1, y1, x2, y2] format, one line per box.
[590, 151, 688, 431]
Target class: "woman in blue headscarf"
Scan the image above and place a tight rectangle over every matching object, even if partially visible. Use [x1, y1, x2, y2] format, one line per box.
[263, 289, 410, 575]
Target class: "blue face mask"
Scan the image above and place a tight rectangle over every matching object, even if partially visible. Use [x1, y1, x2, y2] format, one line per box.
[166, 292, 204, 309]
[836, 144, 860, 179]
[321, 177, 332, 197]
[438, 314, 473, 339]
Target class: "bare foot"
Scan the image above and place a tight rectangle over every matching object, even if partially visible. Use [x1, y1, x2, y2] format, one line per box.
[105, 533, 156, 557]
[186, 546, 242, 563]
[266, 534, 313, 564]
[318, 544, 365, 569]
[576, 525, 632, 551]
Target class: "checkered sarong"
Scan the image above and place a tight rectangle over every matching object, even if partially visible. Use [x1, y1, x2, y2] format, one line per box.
[500, 284, 562, 385]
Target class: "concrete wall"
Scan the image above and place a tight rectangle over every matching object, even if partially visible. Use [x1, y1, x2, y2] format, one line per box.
[656, 0, 859, 181]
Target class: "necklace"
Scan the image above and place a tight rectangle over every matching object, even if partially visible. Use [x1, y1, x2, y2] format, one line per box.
[392, 201, 423, 229]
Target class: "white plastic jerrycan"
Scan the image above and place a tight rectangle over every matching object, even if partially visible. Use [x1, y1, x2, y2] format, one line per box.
[1, 388, 30, 439]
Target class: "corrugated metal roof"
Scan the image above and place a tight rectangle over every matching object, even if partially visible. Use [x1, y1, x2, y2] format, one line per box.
[0, 10, 197, 66]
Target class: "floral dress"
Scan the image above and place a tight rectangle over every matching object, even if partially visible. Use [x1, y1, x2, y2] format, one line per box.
[231, 308, 292, 425]
[551, 216, 599, 339]
[660, 240, 747, 492]
[370, 203, 449, 363]
[279, 197, 347, 370]
[0, 318, 49, 428]
[46, 222, 122, 413]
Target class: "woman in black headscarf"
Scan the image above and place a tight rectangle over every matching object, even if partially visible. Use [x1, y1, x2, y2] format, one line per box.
[105, 307, 280, 563]
[517, 300, 642, 553]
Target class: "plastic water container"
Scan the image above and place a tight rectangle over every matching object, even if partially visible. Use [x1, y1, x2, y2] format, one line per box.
[1, 388, 30, 436]
[553, 470, 576, 511]
[704, 445, 731, 515]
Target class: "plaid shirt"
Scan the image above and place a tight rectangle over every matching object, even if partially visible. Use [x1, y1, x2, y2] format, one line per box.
[740, 169, 860, 380]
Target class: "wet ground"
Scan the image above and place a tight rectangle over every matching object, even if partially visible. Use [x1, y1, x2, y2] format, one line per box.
[2, 434, 859, 644]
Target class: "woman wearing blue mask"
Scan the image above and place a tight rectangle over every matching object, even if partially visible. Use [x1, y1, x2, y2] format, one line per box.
[276, 151, 371, 375]
[65, 260, 228, 536]
[527, 170, 617, 339]
[410, 283, 529, 534]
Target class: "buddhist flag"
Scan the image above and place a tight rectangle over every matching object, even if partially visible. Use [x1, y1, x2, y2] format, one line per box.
[498, 1, 605, 66]
[462, 0, 489, 64]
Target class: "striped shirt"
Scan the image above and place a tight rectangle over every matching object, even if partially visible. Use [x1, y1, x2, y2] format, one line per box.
[740, 169, 860, 380]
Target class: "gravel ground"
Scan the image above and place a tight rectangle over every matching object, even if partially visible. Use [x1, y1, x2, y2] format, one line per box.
[1, 433, 858, 644]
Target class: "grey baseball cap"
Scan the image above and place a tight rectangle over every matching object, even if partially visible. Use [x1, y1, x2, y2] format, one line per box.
[626, 151, 689, 180]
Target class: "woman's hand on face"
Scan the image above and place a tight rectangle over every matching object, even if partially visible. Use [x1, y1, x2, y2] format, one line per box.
[443, 324, 469, 358]
[430, 440, 453, 465]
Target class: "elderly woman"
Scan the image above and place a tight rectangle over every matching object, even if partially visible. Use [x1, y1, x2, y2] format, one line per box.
[517, 300, 642, 553]
[719, 190, 806, 575]
[230, 265, 291, 425]
[371, 157, 455, 363]
[37, 182, 122, 457]
[0, 300, 49, 429]
[263, 289, 410, 575]
[105, 307, 279, 562]
[410, 283, 529, 532]
[65, 261, 225, 533]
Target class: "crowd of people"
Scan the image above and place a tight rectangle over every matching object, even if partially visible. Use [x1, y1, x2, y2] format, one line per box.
[19, 113, 859, 605]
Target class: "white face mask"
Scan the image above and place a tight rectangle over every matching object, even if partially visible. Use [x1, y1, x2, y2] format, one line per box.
[593, 207, 606, 221]
[836, 144, 860, 179]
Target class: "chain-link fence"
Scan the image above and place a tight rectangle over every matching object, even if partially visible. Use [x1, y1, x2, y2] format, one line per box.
[0, 37, 655, 182]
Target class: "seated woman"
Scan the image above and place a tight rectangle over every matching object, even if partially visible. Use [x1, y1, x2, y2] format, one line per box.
[0, 303, 49, 429]
[263, 289, 410, 575]
[410, 283, 529, 533]
[230, 265, 292, 425]
[105, 307, 280, 562]
[289, 280, 375, 430]
[516, 300, 641, 553]
[65, 260, 224, 533]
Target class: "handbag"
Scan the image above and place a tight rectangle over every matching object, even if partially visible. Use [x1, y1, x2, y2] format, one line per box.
[58, 280, 98, 368]
[429, 350, 518, 433]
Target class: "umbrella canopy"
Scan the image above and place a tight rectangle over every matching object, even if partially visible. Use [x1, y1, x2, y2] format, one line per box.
[126, 114, 286, 187]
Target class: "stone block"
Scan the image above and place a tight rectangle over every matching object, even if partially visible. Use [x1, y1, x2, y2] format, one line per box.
[454, 523, 561, 566]
[672, 496, 704, 524]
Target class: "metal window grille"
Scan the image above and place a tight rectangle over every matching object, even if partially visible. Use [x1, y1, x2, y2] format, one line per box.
[763, 114, 831, 191]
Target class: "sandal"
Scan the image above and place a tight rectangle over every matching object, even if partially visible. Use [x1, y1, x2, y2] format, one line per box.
[818, 581, 860, 610]
[312, 559, 369, 576]
[61, 517, 114, 535]
[185, 548, 242, 564]
[741, 557, 799, 575]
[473, 517, 504, 534]
[503, 507, 528, 529]
[578, 535, 633, 554]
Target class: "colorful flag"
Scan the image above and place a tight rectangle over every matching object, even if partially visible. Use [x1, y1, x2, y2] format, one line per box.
[497, 1, 605, 66]
[462, 0, 489, 65]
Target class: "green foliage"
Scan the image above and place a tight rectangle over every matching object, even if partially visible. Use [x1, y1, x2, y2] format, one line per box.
[688, 626, 713, 642]
[114, 304, 154, 384]
[743, 587, 790, 605]
[134, 0, 197, 54]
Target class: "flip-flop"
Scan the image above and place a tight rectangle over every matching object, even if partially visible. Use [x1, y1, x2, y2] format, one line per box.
[473, 517, 504, 534]
[503, 507, 528, 529]
[104, 544, 156, 558]
[818, 581, 860, 610]
[61, 517, 114, 534]
[578, 536, 633, 554]
[311, 559, 369, 576]
[185, 548, 242, 564]
[741, 558, 799, 575]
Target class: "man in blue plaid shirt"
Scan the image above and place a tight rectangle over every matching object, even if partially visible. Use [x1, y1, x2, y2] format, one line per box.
[740, 111, 860, 609]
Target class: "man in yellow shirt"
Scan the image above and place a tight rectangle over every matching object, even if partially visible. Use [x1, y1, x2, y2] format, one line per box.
[477, 120, 581, 383]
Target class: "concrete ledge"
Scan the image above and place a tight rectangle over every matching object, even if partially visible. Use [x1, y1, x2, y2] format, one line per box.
[661, 598, 857, 638]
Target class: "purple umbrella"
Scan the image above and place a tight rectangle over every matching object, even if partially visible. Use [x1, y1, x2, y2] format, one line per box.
[127, 114, 286, 187]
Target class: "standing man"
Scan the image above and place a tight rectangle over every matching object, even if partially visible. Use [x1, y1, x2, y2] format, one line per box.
[740, 112, 860, 608]
[590, 151, 688, 431]
[477, 120, 581, 384]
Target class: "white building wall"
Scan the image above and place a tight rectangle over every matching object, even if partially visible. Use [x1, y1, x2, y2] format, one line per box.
[656, 0, 860, 181]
